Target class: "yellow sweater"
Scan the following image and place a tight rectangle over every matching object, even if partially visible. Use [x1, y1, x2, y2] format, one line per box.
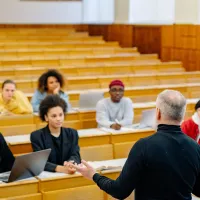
[0, 90, 33, 114]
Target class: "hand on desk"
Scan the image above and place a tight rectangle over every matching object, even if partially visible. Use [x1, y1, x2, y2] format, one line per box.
[110, 123, 121, 130]
[55, 162, 76, 174]
[64, 161, 77, 174]
[0, 109, 14, 116]
[72, 160, 96, 181]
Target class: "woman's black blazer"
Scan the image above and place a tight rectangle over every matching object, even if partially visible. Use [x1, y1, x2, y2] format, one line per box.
[30, 126, 81, 172]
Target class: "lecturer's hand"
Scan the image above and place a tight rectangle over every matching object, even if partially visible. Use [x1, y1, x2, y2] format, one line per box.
[72, 160, 96, 180]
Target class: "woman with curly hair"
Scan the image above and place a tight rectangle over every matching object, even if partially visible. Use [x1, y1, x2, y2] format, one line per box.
[30, 94, 81, 173]
[31, 69, 70, 112]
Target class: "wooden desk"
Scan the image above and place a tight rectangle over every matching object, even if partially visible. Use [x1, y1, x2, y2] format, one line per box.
[37, 172, 93, 192]
[108, 128, 155, 159]
[6, 128, 154, 156]
[37, 159, 126, 192]
[7, 128, 111, 155]
[6, 135, 32, 154]
[78, 128, 111, 147]
[78, 109, 97, 128]
[0, 178, 39, 198]
[42, 185, 104, 200]
[0, 115, 34, 126]
[37, 159, 131, 200]
[110, 128, 155, 143]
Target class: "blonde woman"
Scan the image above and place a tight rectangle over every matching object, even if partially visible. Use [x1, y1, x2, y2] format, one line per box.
[0, 80, 33, 115]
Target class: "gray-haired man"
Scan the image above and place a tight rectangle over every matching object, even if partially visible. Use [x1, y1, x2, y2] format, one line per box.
[72, 89, 200, 200]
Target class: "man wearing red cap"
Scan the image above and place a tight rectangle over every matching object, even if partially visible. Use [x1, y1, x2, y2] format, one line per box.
[96, 80, 134, 130]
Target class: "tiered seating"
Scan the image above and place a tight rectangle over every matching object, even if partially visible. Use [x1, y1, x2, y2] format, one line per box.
[0, 27, 200, 200]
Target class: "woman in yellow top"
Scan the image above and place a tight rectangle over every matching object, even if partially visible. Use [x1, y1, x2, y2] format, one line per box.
[0, 80, 33, 115]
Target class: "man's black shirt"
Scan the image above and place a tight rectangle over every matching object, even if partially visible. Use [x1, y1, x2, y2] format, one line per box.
[93, 124, 200, 200]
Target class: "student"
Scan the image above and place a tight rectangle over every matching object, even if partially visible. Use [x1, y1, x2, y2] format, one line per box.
[30, 95, 80, 174]
[31, 69, 70, 113]
[96, 80, 134, 130]
[181, 100, 200, 144]
[0, 80, 33, 115]
[73, 90, 200, 200]
[0, 133, 15, 173]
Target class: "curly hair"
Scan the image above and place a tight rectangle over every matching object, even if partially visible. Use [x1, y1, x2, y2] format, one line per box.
[38, 69, 64, 93]
[39, 94, 67, 121]
[2, 80, 16, 89]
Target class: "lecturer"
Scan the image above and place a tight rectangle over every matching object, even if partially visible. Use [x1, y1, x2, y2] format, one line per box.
[73, 90, 200, 200]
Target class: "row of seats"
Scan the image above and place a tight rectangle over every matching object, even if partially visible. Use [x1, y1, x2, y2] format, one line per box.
[0, 61, 183, 75]
[0, 61, 181, 78]
[0, 47, 137, 56]
[0, 98, 197, 137]
[23, 83, 200, 107]
[0, 71, 198, 93]
[0, 42, 120, 50]
[0, 54, 157, 66]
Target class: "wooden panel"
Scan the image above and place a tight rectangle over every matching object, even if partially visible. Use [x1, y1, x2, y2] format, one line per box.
[111, 130, 155, 144]
[80, 144, 113, 161]
[88, 24, 200, 71]
[38, 175, 93, 192]
[3, 193, 42, 200]
[88, 25, 133, 47]
[43, 185, 104, 200]
[0, 124, 36, 136]
[0, 115, 34, 126]
[9, 143, 32, 154]
[161, 24, 200, 71]
[79, 135, 111, 147]
[161, 25, 174, 48]
[133, 26, 161, 57]
[113, 141, 136, 159]
[0, 180, 39, 198]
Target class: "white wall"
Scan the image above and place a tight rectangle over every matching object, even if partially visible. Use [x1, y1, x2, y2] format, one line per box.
[176, 0, 198, 24]
[129, 0, 175, 24]
[0, 0, 82, 24]
[115, 0, 129, 23]
[82, 0, 115, 24]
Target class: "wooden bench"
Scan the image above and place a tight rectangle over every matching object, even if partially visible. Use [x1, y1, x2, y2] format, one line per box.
[0, 61, 183, 79]
[0, 42, 120, 51]
[0, 69, 189, 93]
[0, 53, 158, 67]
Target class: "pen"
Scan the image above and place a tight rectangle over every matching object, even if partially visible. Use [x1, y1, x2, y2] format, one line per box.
[115, 119, 120, 124]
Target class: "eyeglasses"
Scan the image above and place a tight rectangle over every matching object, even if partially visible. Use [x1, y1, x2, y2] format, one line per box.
[110, 89, 124, 93]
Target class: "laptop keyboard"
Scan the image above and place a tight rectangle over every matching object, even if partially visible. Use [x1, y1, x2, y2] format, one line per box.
[0, 172, 10, 182]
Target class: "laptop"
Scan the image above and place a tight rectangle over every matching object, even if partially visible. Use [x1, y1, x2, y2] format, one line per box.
[0, 149, 51, 183]
[132, 108, 156, 129]
[79, 91, 104, 110]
